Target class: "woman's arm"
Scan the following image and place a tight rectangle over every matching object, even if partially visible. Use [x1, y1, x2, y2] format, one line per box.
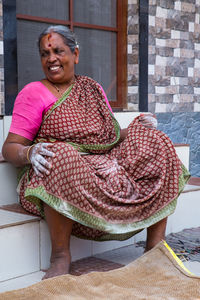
[2, 133, 32, 167]
[2, 133, 55, 177]
[119, 128, 128, 143]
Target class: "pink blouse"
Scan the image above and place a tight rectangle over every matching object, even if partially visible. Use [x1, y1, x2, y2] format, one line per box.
[9, 81, 113, 141]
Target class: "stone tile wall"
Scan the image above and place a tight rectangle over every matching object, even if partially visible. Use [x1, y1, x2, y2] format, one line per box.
[149, 0, 200, 113]
[0, 0, 4, 115]
[157, 112, 200, 176]
[127, 0, 139, 111]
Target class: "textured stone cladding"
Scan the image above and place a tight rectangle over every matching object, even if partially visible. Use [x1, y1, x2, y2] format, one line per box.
[0, 0, 3, 115]
[127, 0, 139, 111]
[149, 0, 200, 113]
[157, 112, 200, 176]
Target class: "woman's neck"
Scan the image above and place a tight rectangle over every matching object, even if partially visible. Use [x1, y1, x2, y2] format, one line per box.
[42, 78, 75, 97]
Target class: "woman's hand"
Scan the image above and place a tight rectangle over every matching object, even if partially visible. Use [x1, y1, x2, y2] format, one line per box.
[28, 143, 55, 177]
[139, 113, 158, 129]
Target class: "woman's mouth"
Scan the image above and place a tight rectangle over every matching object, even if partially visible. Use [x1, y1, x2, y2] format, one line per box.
[49, 66, 61, 72]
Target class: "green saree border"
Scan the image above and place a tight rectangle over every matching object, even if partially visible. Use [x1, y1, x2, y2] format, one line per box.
[24, 164, 190, 241]
[37, 82, 121, 153]
[66, 113, 121, 153]
[42, 85, 74, 124]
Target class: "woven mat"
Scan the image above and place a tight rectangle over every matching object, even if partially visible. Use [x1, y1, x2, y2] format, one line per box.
[1, 241, 199, 300]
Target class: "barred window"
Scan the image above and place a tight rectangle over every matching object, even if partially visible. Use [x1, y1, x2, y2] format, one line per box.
[16, 0, 127, 109]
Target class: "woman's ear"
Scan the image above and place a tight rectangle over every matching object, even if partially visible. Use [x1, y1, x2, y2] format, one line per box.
[74, 48, 79, 64]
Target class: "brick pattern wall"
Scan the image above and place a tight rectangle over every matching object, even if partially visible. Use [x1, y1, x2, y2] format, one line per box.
[1, 2, 200, 115]
[149, 0, 200, 113]
[0, 0, 4, 115]
[127, 0, 139, 111]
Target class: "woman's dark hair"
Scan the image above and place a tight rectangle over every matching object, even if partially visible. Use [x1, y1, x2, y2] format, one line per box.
[38, 25, 79, 53]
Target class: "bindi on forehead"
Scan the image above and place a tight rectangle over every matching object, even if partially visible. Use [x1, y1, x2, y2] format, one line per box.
[47, 33, 52, 47]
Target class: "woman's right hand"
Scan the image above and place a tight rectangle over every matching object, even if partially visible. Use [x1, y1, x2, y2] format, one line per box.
[28, 143, 55, 177]
[139, 113, 158, 129]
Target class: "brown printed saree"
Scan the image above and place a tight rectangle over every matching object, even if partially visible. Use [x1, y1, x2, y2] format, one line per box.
[18, 75, 190, 241]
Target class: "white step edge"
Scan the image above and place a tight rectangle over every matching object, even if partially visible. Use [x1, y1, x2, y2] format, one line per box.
[0, 118, 3, 153]
[175, 145, 190, 170]
[2, 116, 12, 142]
[0, 209, 39, 229]
[0, 163, 18, 206]
[0, 271, 45, 293]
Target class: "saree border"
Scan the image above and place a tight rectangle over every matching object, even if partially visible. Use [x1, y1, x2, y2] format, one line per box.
[37, 80, 121, 152]
[24, 165, 190, 241]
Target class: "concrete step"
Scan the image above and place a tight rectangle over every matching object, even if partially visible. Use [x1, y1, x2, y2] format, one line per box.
[0, 206, 136, 284]
[133, 181, 200, 244]
[167, 180, 200, 234]
[0, 209, 40, 282]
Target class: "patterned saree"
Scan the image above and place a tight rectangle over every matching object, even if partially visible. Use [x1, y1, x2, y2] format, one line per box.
[18, 75, 190, 241]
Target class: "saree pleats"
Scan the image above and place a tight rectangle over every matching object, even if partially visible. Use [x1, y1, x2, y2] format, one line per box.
[18, 76, 190, 241]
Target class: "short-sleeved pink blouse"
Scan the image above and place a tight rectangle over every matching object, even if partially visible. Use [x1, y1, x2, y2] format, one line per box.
[9, 81, 113, 141]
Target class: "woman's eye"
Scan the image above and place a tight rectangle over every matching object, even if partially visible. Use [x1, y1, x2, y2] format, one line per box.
[55, 49, 64, 54]
[41, 52, 48, 57]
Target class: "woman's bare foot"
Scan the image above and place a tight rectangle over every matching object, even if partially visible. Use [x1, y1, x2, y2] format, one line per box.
[42, 253, 71, 280]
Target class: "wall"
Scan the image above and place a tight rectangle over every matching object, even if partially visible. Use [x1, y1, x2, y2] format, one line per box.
[127, 0, 139, 111]
[147, 0, 200, 176]
[148, 0, 200, 113]
[157, 112, 200, 176]
[0, 0, 4, 115]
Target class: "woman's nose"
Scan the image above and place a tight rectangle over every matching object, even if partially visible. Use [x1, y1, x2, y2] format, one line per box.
[48, 53, 57, 62]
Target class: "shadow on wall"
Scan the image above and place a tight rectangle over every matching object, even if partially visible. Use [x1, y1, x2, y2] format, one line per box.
[156, 112, 200, 177]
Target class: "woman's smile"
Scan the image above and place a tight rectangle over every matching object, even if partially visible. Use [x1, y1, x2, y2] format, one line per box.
[48, 65, 63, 74]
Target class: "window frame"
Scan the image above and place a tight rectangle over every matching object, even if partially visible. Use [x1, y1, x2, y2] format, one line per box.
[16, 0, 127, 110]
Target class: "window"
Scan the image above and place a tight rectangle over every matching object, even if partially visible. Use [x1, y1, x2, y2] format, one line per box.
[16, 0, 127, 109]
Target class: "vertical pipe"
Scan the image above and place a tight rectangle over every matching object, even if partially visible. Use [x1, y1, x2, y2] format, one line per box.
[139, 0, 149, 112]
[3, 0, 18, 115]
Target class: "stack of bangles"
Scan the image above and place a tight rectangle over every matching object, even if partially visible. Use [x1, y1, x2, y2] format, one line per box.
[26, 145, 34, 163]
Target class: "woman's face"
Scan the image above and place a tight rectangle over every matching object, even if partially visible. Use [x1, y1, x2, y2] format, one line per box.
[39, 32, 79, 84]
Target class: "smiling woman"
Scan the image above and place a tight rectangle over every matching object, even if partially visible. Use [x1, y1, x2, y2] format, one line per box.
[2, 25, 190, 281]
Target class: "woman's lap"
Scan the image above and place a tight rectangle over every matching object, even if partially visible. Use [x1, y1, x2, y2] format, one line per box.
[19, 126, 190, 240]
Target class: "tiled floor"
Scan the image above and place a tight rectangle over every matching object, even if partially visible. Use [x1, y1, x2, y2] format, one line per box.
[70, 239, 200, 277]
[69, 243, 144, 276]
[70, 228, 200, 277]
[70, 257, 124, 276]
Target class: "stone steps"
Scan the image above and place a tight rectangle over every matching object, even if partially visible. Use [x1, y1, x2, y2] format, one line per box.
[0, 182, 199, 289]
[0, 183, 200, 292]
[0, 209, 40, 283]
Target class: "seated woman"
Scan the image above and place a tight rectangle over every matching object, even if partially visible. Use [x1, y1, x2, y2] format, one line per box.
[2, 25, 189, 280]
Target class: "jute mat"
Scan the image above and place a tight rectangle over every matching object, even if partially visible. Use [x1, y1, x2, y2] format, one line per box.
[1, 241, 199, 300]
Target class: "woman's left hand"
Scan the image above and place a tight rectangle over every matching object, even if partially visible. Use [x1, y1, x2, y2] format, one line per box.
[139, 113, 158, 129]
